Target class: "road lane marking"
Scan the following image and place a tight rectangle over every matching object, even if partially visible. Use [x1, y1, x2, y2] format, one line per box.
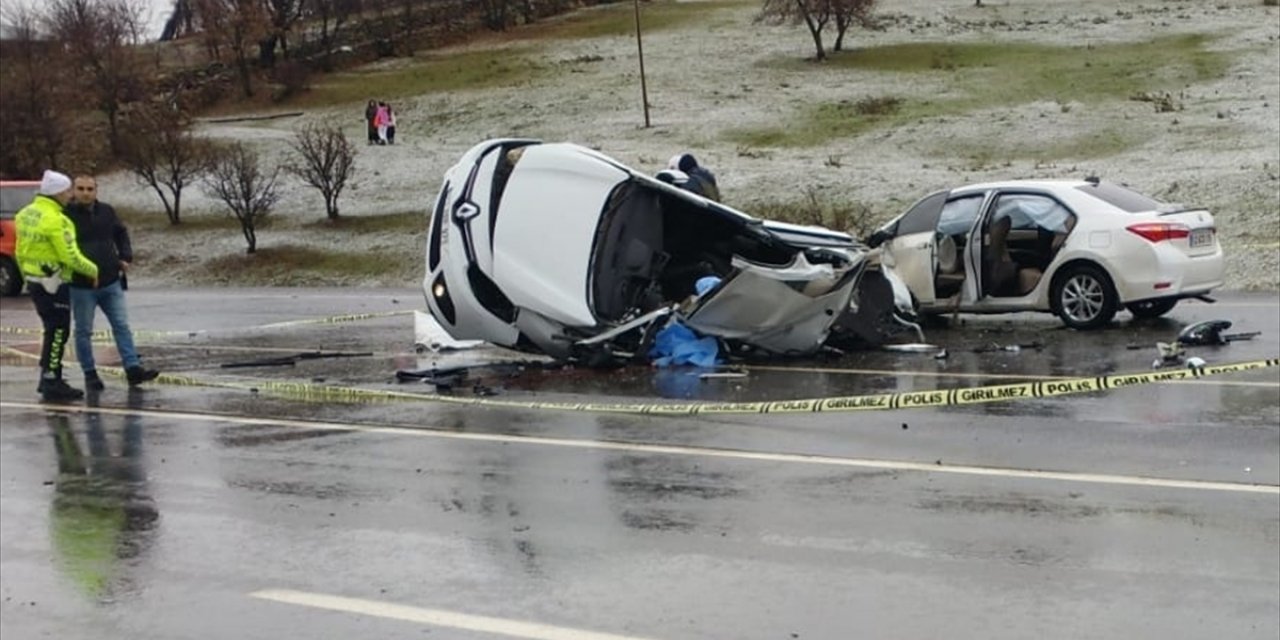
[747, 364, 1280, 388]
[5, 402, 1276, 495]
[249, 589, 657, 640]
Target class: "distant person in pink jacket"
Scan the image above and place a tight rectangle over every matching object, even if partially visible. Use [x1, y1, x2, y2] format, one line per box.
[385, 104, 397, 145]
[375, 102, 390, 145]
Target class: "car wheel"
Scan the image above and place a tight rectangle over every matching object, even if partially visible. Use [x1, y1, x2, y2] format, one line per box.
[1051, 264, 1117, 330]
[0, 258, 21, 297]
[1126, 298, 1178, 319]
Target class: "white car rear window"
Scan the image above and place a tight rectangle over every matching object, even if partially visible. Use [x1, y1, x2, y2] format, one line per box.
[1075, 182, 1166, 213]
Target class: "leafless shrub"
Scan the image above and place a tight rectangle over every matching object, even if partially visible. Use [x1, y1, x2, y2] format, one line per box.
[735, 146, 772, 159]
[120, 108, 215, 225]
[750, 186, 884, 238]
[285, 123, 355, 220]
[854, 95, 902, 116]
[203, 143, 280, 253]
[1130, 91, 1182, 113]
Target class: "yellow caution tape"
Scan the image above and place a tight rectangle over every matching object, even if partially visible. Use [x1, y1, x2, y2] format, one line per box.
[2, 343, 1276, 415]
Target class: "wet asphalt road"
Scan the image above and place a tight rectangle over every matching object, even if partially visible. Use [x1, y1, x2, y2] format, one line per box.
[1, 288, 1277, 640]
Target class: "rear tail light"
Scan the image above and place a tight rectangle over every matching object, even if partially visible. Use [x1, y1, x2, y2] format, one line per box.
[1126, 223, 1190, 243]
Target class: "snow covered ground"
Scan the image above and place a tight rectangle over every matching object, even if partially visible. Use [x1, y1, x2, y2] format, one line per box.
[100, 0, 1280, 289]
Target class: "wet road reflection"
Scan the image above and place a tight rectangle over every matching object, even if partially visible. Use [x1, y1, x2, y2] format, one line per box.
[47, 390, 157, 603]
[1, 289, 1277, 639]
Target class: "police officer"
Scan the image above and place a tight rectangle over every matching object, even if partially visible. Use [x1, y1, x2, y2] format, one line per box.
[15, 170, 99, 402]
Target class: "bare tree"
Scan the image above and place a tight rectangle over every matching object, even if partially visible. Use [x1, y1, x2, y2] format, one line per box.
[203, 143, 280, 253]
[0, 4, 76, 176]
[831, 0, 876, 52]
[758, 0, 835, 61]
[259, 0, 305, 68]
[121, 109, 213, 225]
[286, 123, 354, 220]
[481, 0, 512, 31]
[229, 0, 270, 97]
[190, 0, 228, 61]
[188, 0, 269, 96]
[44, 0, 149, 155]
[308, 0, 357, 71]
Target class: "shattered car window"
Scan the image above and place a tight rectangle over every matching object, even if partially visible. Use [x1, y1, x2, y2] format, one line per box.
[994, 194, 1072, 233]
[937, 196, 983, 236]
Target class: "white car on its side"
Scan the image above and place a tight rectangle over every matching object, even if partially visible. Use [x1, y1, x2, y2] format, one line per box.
[422, 139, 917, 364]
[867, 178, 1225, 329]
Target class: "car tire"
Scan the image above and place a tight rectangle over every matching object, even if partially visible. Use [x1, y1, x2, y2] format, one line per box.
[0, 258, 21, 297]
[1050, 263, 1117, 330]
[1126, 298, 1178, 319]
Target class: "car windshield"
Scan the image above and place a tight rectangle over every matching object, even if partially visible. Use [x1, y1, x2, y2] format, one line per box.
[1076, 182, 1184, 214]
[0, 186, 37, 218]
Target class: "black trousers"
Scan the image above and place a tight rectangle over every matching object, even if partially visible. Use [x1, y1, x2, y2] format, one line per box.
[30, 282, 71, 379]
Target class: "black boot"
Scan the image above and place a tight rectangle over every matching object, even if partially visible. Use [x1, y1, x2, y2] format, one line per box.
[84, 370, 105, 391]
[126, 366, 160, 386]
[39, 378, 85, 402]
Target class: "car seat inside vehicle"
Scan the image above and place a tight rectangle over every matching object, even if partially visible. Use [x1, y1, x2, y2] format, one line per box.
[591, 184, 668, 322]
[983, 215, 1042, 297]
[591, 182, 799, 321]
[934, 233, 965, 299]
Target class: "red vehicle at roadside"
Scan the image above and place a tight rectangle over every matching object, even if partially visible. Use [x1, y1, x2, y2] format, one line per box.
[0, 181, 40, 296]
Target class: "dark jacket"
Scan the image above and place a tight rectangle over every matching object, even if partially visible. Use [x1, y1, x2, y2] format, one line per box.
[65, 200, 132, 289]
[686, 166, 721, 202]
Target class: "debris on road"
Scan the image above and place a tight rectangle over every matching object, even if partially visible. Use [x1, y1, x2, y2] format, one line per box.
[971, 341, 1045, 354]
[1178, 319, 1260, 346]
[414, 311, 483, 353]
[1153, 341, 1186, 368]
[883, 343, 942, 353]
[220, 351, 373, 368]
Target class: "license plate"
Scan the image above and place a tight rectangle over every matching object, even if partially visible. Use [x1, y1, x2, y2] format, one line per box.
[1189, 229, 1213, 248]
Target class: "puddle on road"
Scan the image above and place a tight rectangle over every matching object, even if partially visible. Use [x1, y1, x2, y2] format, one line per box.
[46, 412, 158, 603]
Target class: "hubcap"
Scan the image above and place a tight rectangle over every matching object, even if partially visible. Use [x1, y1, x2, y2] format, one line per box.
[1062, 274, 1104, 323]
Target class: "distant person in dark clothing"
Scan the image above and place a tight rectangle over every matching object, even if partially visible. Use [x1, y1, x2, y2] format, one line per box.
[364, 99, 378, 145]
[666, 153, 721, 202]
[65, 175, 158, 390]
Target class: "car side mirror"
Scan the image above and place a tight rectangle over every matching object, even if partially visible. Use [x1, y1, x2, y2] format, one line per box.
[866, 229, 891, 248]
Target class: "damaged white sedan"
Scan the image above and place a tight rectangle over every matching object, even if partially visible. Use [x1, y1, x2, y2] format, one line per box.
[423, 139, 916, 364]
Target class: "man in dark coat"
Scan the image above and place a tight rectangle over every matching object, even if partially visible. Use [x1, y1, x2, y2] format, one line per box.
[668, 153, 722, 202]
[365, 99, 378, 144]
[65, 175, 159, 390]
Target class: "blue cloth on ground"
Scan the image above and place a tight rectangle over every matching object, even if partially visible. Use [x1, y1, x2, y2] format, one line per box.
[649, 321, 719, 368]
[695, 276, 722, 297]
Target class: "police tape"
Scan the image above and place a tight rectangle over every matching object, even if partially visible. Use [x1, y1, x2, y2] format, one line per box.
[0, 310, 411, 342]
[2, 343, 1276, 415]
[254, 310, 412, 329]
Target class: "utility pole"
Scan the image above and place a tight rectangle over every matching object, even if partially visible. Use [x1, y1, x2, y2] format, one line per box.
[634, 0, 651, 128]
